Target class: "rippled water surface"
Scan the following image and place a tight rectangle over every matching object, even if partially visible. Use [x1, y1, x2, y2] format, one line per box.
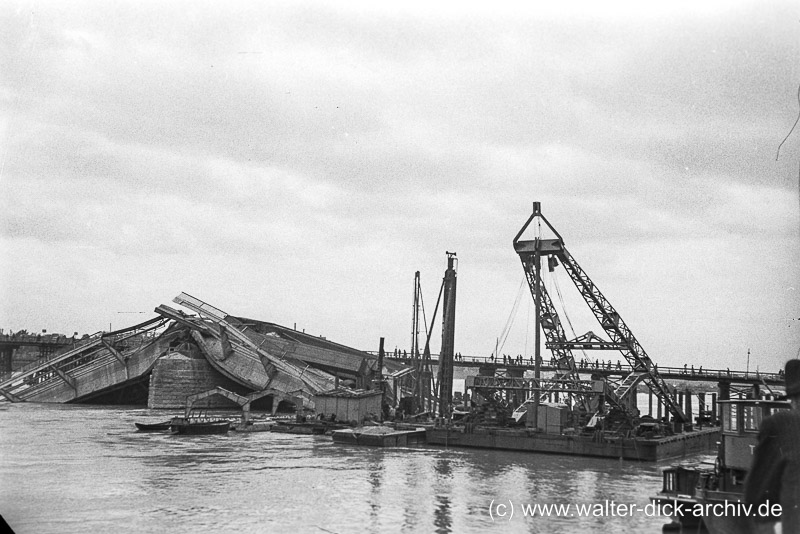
[0, 403, 688, 533]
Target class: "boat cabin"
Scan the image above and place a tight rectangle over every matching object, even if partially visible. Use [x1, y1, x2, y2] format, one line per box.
[715, 398, 790, 492]
[660, 398, 790, 499]
[719, 399, 791, 470]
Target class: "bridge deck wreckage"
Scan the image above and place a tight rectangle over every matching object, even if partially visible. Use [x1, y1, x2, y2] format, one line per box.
[0, 293, 409, 413]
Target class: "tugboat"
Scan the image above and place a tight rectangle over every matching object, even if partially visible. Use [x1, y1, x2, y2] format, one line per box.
[653, 395, 791, 532]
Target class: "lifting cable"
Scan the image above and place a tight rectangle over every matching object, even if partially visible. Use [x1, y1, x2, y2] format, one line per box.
[419, 281, 429, 342]
[496, 276, 525, 356]
[524, 291, 530, 357]
[550, 268, 577, 338]
[549, 268, 588, 362]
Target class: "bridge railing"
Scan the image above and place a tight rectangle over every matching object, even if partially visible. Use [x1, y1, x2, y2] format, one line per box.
[371, 352, 782, 383]
[0, 318, 170, 385]
[0, 333, 82, 346]
[0, 331, 106, 382]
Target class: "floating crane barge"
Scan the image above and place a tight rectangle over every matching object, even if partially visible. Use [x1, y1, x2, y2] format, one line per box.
[425, 202, 720, 461]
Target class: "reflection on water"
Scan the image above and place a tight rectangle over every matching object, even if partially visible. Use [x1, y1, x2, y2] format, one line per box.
[434, 458, 453, 534]
[0, 403, 678, 534]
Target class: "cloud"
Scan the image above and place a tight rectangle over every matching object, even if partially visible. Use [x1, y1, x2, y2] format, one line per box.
[1, 1, 798, 372]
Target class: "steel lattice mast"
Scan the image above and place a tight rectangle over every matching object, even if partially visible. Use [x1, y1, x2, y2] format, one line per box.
[513, 202, 687, 423]
[518, 252, 593, 410]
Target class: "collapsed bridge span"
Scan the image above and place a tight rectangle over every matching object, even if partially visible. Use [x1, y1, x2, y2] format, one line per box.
[0, 293, 406, 411]
[0, 317, 173, 404]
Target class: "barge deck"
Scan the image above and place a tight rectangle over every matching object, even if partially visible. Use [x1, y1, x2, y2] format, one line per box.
[425, 425, 719, 461]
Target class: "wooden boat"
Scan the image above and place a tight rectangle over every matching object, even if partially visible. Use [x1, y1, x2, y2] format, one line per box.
[135, 420, 173, 431]
[169, 416, 230, 435]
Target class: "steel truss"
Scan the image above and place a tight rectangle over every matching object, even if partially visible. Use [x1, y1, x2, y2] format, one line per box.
[512, 202, 687, 423]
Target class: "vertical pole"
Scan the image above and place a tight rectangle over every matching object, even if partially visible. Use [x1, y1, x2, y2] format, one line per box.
[377, 337, 385, 421]
[422, 343, 432, 414]
[711, 392, 718, 424]
[697, 392, 704, 429]
[684, 389, 692, 429]
[377, 337, 384, 385]
[0, 347, 12, 374]
[532, 211, 541, 431]
[746, 348, 750, 378]
[412, 272, 421, 411]
[413, 273, 420, 359]
[672, 387, 679, 422]
[438, 253, 457, 419]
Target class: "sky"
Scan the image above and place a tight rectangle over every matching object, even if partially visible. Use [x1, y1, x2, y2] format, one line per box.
[1, 0, 798, 375]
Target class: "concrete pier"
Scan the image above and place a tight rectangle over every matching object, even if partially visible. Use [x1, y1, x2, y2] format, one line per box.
[147, 354, 246, 409]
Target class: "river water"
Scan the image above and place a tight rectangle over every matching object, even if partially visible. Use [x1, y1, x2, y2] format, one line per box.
[0, 402, 698, 534]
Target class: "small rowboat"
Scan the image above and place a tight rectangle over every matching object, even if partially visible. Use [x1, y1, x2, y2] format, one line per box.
[135, 421, 173, 431]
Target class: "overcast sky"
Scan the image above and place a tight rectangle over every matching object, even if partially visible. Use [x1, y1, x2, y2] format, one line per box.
[1, 0, 798, 374]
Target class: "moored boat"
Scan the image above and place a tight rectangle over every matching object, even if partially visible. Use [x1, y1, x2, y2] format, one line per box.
[169, 415, 231, 435]
[134, 420, 172, 431]
[653, 397, 791, 532]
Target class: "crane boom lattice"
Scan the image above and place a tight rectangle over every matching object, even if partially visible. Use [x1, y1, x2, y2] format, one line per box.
[513, 202, 687, 423]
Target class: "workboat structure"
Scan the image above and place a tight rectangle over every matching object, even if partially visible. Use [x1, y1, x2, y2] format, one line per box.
[652, 396, 790, 531]
[420, 202, 719, 460]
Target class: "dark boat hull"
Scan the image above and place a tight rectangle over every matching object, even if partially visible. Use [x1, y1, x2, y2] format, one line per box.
[270, 422, 347, 435]
[135, 421, 172, 431]
[170, 419, 230, 435]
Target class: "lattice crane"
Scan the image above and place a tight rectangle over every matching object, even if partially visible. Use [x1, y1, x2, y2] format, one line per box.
[513, 202, 688, 423]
